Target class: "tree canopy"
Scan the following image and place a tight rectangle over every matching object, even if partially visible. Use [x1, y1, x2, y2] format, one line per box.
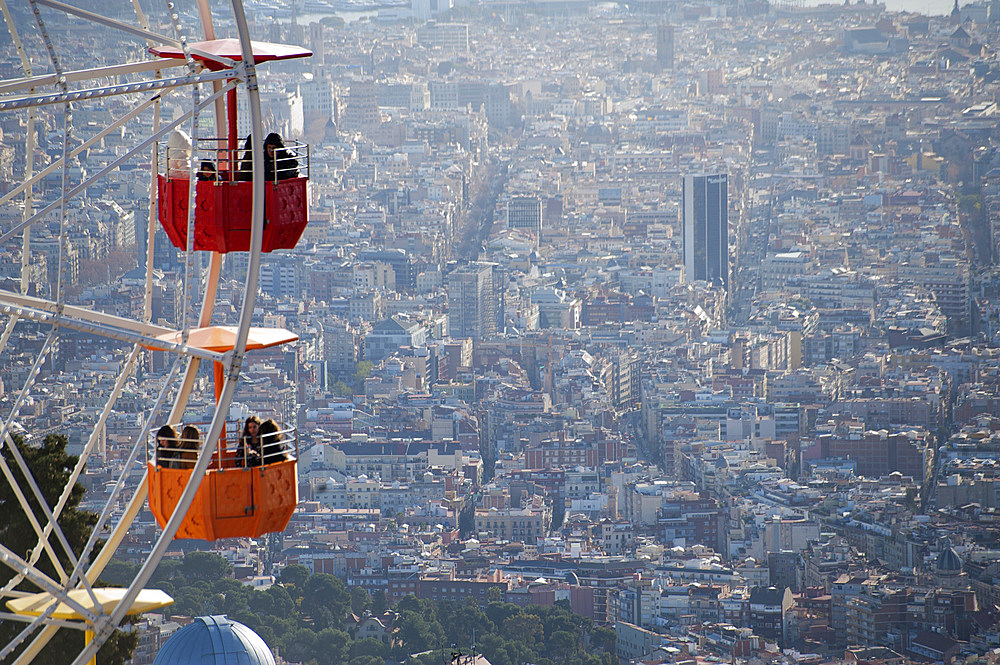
[0, 434, 137, 665]
[100, 550, 615, 665]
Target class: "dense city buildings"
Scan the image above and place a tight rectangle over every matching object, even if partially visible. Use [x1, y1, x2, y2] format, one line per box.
[6, 0, 1000, 663]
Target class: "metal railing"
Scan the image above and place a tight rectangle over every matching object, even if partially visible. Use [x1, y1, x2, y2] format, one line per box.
[148, 420, 298, 470]
[158, 137, 310, 183]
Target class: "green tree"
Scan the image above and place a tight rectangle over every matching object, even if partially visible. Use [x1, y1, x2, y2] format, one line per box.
[392, 610, 446, 660]
[352, 361, 374, 392]
[348, 656, 383, 665]
[302, 573, 351, 629]
[501, 613, 543, 650]
[0, 434, 137, 665]
[311, 627, 350, 664]
[590, 626, 616, 653]
[278, 563, 310, 598]
[484, 601, 520, 629]
[182, 551, 233, 584]
[547, 630, 579, 662]
[350, 637, 387, 660]
[149, 558, 184, 587]
[266, 584, 296, 616]
[331, 380, 353, 397]
[439, 599, 494, 651]
[280, 627, 318, 664]
[172, 585, 210, 616]
[100, 559, 139, 586]
[350, 585, 371, 616]
[371, 589, 389, 614]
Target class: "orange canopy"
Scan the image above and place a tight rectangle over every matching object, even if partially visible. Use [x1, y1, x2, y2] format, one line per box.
[142, 326, 298, 353]
[150, 39, 312, 70]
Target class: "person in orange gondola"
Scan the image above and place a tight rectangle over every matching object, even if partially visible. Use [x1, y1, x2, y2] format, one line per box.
[237, 415, 262, 467]
[178, 425, 201, 468]
[258, 418, 287, 466]
[155, 424, 180, 469]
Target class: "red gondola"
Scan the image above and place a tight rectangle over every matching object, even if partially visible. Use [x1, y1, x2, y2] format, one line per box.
[156, 152, 309, 254]
[150, 38, 313, 254]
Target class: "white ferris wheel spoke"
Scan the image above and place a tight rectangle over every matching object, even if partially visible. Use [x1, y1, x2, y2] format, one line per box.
[0, 77, 237, 246]
[0, 332, 106, 614]
[0, 293, 229, 363]
[0, 87, 179, 210]
[0, 59, 187, 96]
[0, 67, 237, 112]
[0, 0, 269, 660]
[32, 0, 179, 47]
[0, 346, 144, 606]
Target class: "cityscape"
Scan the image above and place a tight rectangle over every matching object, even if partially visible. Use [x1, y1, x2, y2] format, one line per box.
[2, 0, 1000, 664]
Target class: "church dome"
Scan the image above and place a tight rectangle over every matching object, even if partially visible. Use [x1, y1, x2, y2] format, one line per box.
[935, 546, 963, 575]
[153, 615, 274, 665]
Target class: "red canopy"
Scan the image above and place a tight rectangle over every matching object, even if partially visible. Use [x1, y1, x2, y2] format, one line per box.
[150, 38, 312, 70]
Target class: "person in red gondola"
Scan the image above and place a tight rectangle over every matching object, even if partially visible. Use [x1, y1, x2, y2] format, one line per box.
[236, 135, 254, 182]
[236, 133, 298, 182]
[197, 161, 218, 182]
[264, 133, 298, 181]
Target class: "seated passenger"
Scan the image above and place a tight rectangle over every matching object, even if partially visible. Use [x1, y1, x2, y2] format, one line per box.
[166, 129, 192, 179]
[196, 161, 218, 182]
[235, 133, 299, 182]
[237, 415, 262, 467]
[155, 424, 180, 468]
[264, 133, 299, 182]
[178, 425, 201, 468]
[259, 418, 287, 465]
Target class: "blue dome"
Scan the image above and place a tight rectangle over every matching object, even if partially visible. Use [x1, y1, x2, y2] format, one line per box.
[153, 615, 275, 665]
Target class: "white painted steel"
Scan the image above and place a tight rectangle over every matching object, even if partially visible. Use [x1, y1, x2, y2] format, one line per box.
[0, 1, 267, 663]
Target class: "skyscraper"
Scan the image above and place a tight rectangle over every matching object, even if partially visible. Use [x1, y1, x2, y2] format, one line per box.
[343, 80, 379, 133]
[506, 196, 543, 245]
[447, 262, 501, 341]
[656, 24, 674, 70]
[682, 173, 729, 289]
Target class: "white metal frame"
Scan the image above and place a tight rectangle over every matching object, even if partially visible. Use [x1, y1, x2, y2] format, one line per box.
[0, 0, 268, 663]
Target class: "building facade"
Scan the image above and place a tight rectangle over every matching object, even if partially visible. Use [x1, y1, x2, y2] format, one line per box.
[447, 262, 501, 341]
[506, 196, 543, 244]
[682, 173, 729, 289]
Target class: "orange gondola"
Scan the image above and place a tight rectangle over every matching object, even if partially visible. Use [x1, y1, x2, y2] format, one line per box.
[146, 425, 298, 541]
[142, 326, 300, 540]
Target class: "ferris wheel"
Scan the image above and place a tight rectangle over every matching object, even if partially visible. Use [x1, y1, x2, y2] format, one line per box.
[0, 1, 310, 664]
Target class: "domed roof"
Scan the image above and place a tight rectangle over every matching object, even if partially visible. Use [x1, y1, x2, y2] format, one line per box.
[565, 571, 580, 586]
[153, 615, 275, 665]
[935, 546, 963, 574]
